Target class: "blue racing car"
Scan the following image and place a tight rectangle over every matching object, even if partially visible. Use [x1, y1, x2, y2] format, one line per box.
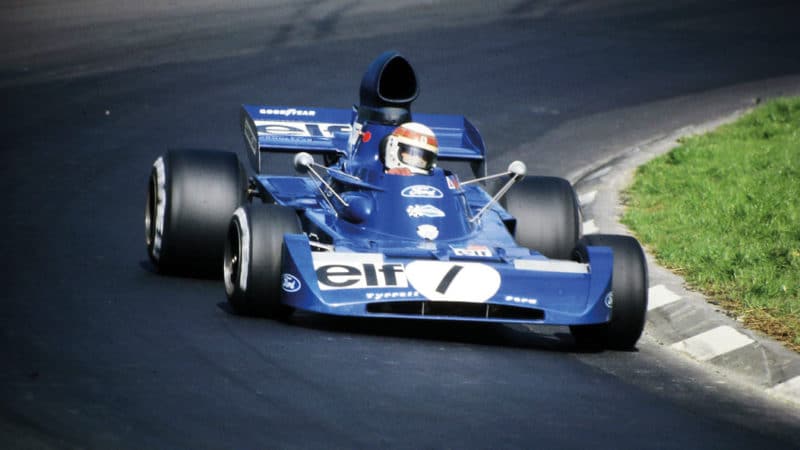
[144, 51, 648, 349]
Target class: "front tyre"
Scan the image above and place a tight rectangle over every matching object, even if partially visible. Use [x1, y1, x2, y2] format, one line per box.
[224, 204, 301, 318]
[570, 234, 648, 350]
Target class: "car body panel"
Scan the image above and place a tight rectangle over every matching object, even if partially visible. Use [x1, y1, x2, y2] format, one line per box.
[239, 101, 614, 326]
[280, 234, 613, 325]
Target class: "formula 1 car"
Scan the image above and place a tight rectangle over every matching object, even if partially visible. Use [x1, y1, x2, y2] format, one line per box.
[144, 51, 648, 349]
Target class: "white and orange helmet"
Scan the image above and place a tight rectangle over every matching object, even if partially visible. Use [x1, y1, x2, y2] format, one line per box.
[383, 122, 439, 175]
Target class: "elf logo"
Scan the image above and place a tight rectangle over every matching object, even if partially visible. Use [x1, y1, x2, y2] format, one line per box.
[254, 120, 352, 138]
[316, 263, 408, 290]
[313, 253, 406, 291]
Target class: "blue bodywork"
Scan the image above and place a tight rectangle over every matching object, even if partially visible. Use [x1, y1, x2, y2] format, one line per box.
[240, 104, 613, 325]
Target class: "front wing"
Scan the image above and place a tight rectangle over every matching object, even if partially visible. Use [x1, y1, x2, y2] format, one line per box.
[279, 235, 614, 325]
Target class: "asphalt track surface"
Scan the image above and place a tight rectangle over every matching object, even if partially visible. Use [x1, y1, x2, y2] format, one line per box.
[2, 1, 800, 448]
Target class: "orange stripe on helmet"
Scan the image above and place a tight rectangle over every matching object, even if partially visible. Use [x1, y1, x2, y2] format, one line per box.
[392, 124, 439, 149]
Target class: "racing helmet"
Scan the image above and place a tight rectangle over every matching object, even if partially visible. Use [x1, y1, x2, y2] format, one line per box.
[383, 122, 439, 175]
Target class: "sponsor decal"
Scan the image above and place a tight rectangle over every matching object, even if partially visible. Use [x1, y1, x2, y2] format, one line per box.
[604, 292, 614, 308]
[243, 119, 259, 156]
[311, 254, 500, 303]
[417, 224, 439, 240]
[417, 241, 437, 250]
[401, 185, 444, 199]
[313, 254, 407, 291]
[254, 120, 352, 139]
[282, 273, 301, 293]
[316, 263, 406, 290]
[446, 175, 461, 190]
[348, 122, 363, 147]
[451, 245, 493, 257]
[259, 108, 316, 117]
[365, 290, 420, 301]
[406, 204, 445, 218]
[504, 295, 538, 305]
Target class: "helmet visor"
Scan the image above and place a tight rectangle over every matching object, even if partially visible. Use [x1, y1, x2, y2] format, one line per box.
[398, 143, 436, 171]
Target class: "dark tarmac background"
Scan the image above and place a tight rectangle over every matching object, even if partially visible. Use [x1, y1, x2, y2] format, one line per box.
[2, 1, 800, 448]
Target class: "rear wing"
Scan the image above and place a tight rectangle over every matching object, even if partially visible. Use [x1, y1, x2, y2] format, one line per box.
[240, 105, 353, 173]
[241, 105, 486, 174]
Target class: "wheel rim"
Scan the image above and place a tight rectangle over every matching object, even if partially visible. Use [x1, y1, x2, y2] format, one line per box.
[145, 173, 157, 249]
[145, 157, 167, 261]
[224, 208, 251, 297]
[224, 220, 242, 297]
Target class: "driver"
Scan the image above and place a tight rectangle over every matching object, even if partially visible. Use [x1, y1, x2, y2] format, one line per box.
[382, 122, 439, 175]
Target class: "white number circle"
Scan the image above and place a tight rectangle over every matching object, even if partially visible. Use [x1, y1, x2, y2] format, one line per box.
[405, 261, 501, 303]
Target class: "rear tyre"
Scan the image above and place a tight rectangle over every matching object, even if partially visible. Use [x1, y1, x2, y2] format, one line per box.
[224, 204, 301, 318]
[502, 176, 581, 260]
[145, 149, 247, 277]
[570, 234, 648, 350]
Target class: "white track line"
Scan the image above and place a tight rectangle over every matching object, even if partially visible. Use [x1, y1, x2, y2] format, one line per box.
[670, 326, 754, 361]
[582, 219, 599, 234]
[647, 284, 682, 311]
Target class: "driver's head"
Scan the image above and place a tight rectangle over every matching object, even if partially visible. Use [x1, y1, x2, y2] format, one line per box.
[383, 122, 438, 175]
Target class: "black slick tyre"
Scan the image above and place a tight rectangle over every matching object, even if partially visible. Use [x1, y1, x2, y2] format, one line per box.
[570, 234, 649, 350]
[145, 149, 247, 277]
[502, 176, 581, 260]
[224, 204, 301, 318]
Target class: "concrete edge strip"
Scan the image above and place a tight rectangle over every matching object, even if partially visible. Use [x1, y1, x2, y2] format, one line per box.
[669, 325, 755, 362]
[647, 284, 682, 311]
[578, 190, 597, 206]
[767, 376, 800, 399]
[582, 219, 599, 235]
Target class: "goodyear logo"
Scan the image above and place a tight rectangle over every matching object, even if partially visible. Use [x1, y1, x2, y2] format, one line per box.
[259, 108, 317, 117]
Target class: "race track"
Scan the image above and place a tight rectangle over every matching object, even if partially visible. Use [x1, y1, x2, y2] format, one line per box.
[2, 1, 800, 448]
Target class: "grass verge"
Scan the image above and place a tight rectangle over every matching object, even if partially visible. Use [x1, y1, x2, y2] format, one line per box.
[621, 97, 800, 352]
